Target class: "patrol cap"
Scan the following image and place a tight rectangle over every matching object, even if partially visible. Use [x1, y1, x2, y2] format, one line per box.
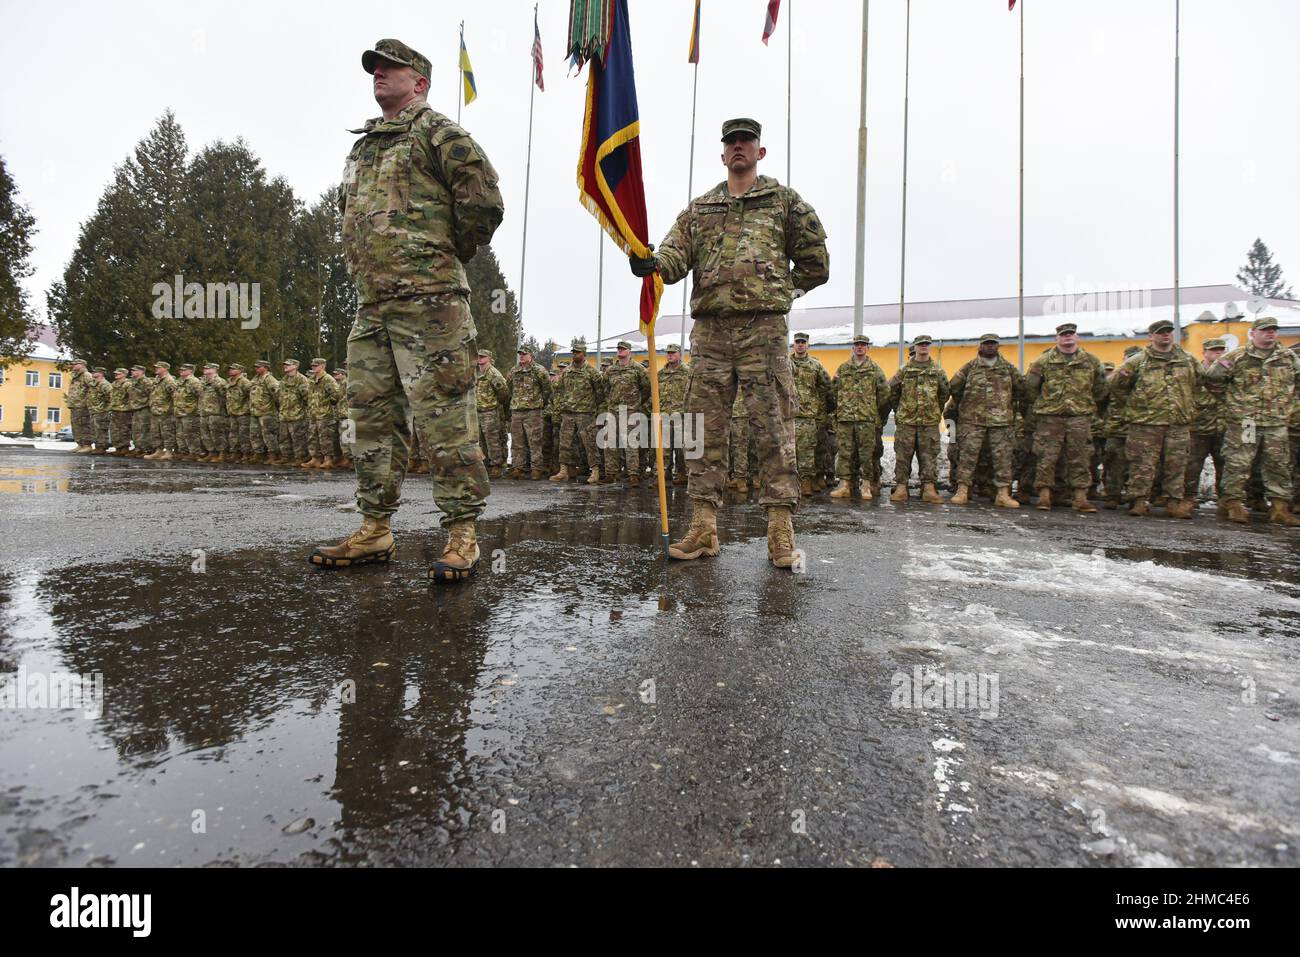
[1147, 319, 1175, 334]
[517, 344, 532, 355]
[477, 349, 494, 359]
[362, 39, 431, 82]
[1252, 316, 1279, 331]
[1123, 345, 1142, 358]
[852, 335, 870, 346]
[721, 117, 761, 141]
[912, 334, 933, 346]
[616, 340, 632, 350]
[283, 358, 299, 367]
[978, 332, 1001, 344]
[1202, 337, 1227, 350]
[311, 357, 328, 366]
[92, 366, 107, 373]
[793, 332, 810, 343]
[333, 368, 347, 376]
[202, 362, 217, 371]
[113, 367, 128, 375]
[571, 338, 587, 353]
[154, 361, 170, 370]
[907, 345, 916, 356]
[1102, 362, 1116, 372]
[228, 363, 245, 372]
[666, 343, 681, 353]
[178, 363, 195, 371]
[254, 358, 271, 369]
[1055, 322, 1078, 335]
[130, 365, 145, 372]
[71, 358, 87, 366]
[556, 360, 570, 369]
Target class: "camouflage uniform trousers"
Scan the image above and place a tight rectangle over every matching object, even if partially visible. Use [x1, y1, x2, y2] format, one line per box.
[956, 425, 1015, 487]
[94, 413, 113, 449]
[307, 417, 339, 459]
[1123, 423, 1190, 503]
[279, 418, 309, 461]
[131, 410, 152, 452]
[1033, 414, 1092, 491]
[347, 292, 487, 525]
[178, 414, 202, 454]
[834, 421, 877, 483]
[1103, 436, 1128, 499]
[686, 313, 798, 509]
[601, 414, 642, 477]
[819, 424, 837, 484]
[227, 415, 253, 455]
[1090, 438, 1106, 493]
[558, 413, 599, 469]
[1292, 429, 1300, 509]
[252, 415, 280, 455]
[1183, 431, 1223, 500]
[200, 414, 228, 453]
[794, 417, 820, 479]
[661, 414, 688, 478]
[112, 410, 133, 450]
[477, 407, 506, 468]
[510, 409, 545, 472]
[544, 414, 559, 472]
[1220, 422, 1292, 503]
[149, 413, 177, 452]
[729, 416, 752, 480]
[894, 424, 941, 486]
[72, 407, 92, 446]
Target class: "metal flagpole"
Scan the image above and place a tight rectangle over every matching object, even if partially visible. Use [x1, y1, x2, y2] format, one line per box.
[595, 227, 604, 368]
[786, 0, 792, 185]
[1173, 0, 1181, 335]
[852, 0, 869, 338]
[1018, 0, 1025, 370]
[519, 6, 538, 326]
[681, 57, 699, 350]
[457, 21, 464, 125]
[898, 0, 910, 368]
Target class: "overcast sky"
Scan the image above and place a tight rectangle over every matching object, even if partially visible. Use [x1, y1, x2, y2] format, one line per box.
[2, 0, 1296, 346]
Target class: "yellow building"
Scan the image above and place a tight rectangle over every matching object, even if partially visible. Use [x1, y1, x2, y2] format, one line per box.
[0, 336, 72, 435]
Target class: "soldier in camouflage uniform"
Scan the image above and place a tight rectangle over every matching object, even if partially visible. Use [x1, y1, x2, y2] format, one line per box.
[474, 349, 510, 478]
[1089, 364, 1113, 498]
[313, 39, 503, 578]
[636, 117, 828, 568]
[109, 368, 132, 454]
[657, 343, 690, 486]
[507, 345, 551, 479]
[1290, 352, 1300, 513]
[333, 368, 353, 469]
[224, 363, 253, 464]
[946, 333, 1024, 508]
[831, 335, 889, 500]
[1100, 345, 1142, 508]
[1204, 317, 1300, 526]
[304, 358, 343, 469]
[551, 339, 604, 484]
[728, 387, 754, 494]
[65, 359, 93, 452]
[1185, 337, 1227, 502]
[144, 361, 177, 460]
[790, 331, 833, 497]
[248, 359, 281, 463]
[601, 341, 651, 486]
[278, 358, 311, 464]
[888, 335, 949, 504]
[126, 366, 152, 456]
[1024, 322, 1106, 513]
[88, 367, 113, 453]
[197, 363, 229, 462]
[173, 364, 203, 458]
[1108, 318, 1200, 518]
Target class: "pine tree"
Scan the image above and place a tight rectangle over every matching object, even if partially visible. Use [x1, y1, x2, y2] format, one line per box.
[465, 246, 522, 363]
[1236, 238, 1294, 300]
[21, 408, 35, 438]
[0, 154, 37, 367]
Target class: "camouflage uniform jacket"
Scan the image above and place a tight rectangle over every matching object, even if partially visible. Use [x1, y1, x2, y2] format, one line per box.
[889, 359, 950, 426]
[278, 371, 311, 421]
[127, 376, 153, 411]
[603, 360, 650, 414]
[248, 374, 281, 418]
[833, 356, 889, 425]
[655, 176, 829, 318]
[948, 355, 1024, 427]
[198, 376, 228, 415]
[1190, 364, 1225, 435]
[731, 390, 748, 418]
[340, 100, 504, 306]
[307, 371, 341, 418]
[1108, 346, 1200, 427]
[109, 378, 131, 412]
[657, 363, 689, 414]
[791, 353, 833, 419]
[65, 369, 92, 409]
[1025, 347, 1106, 417]
[475, 364, 510, 411]
[87, 379, 112, 413]
[149, 374, 176, 415]
[557, 364, 604, 415]
[334, 379, 349, 419]
[172, 377, 202, 415]
[226, 374, 253, 416]
[506, 363, 551, 412]
[1204, 342, 1299, 429]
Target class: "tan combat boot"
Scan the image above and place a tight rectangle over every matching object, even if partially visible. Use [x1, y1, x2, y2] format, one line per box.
[1221, 499, 1250, 523]
[668, 501, 720, 561]
[317, 456, 334, 469]
[310, 515, 395, 568]
[869, 481, 881, 501]
[550, 464, 571, 482]
[428, 520, 481, 582]
[1128, 500, 1149, 517]
[813, 476, 826, 492]
[890, 483, 909, 504]
[994, 486, 1020, 509]
[159, 451, 175, 461]
[767, 506, 797, 569]
[1269, 500, 1300, 527]
[488, 465, 503, 480]
[213, 452, 227, 464]
[627, 473, 641, 487]
[586, 467, 602, 485]
[921, 483, 944, 505]
[1103, 494, 1121, 510]
[1167, 498, 1195, 519]
[800, 477, 814, 497]
[142, 449, 159, 460]
[830, 479, 852, 499]
[859, 481, 871, 502]
[301, 457, 321, 469]
[1035, 488, 1052, 510]
[671, 471, 687, 486]
[1072, 489, 1097, 513]
[949, 483, 971, 506]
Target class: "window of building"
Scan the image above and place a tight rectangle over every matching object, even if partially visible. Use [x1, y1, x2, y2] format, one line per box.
[47, 408, 62, 424]
[0, 405, 4, 421]
[25, 406, 39, 424]
[0, 368, 5, 384]
[26, 371, 39, 387]
[49, 372, 63, 389]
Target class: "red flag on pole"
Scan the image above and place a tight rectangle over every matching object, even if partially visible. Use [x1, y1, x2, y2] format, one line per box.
[762, 0, 781, 45]
[532, 8, 545, 91]
[1009, 1, 1017, 9]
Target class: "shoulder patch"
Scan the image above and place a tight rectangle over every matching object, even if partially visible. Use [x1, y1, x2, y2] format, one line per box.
[450, 143, 470, 161]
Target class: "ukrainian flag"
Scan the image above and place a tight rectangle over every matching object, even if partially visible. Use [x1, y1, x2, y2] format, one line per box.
[460, 29, 477, 105]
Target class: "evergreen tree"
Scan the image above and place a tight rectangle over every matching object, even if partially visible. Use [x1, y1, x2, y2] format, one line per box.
[21, 408, 35, 438]
[464, 246, 521, 363]
[1236, 238, 1294, 300]
[286, 191, 354, 369]
[0, 154, 38, 367]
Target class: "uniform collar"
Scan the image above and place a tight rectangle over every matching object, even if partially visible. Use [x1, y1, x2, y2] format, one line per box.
[351, 99, 431, 135]
[703, 174, 781, 202]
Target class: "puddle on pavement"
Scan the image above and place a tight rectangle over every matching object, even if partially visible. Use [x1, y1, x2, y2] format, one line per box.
[1095, 544, 1285, 584]
[0, 465, 70, 494]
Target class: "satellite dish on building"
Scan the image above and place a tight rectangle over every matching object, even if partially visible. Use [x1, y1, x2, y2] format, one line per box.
[1196, 310, 1216, 323]
[1248, 298, 1268, 316]
[1223, 302, 1242, 319]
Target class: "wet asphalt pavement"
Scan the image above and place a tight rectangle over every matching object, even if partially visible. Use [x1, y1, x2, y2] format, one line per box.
[1, 446, 1298, 868]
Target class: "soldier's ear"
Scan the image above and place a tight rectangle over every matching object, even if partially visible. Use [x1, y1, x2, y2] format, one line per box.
[758, 146, 767, 161]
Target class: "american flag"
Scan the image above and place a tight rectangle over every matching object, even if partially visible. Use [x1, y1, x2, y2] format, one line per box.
[532, 8, 545, 91]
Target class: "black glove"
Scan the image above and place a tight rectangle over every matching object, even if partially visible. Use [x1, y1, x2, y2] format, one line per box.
[629, 244, 657, 278]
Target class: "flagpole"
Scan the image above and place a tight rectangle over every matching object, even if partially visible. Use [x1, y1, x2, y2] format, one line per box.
[595, 226, 604, 368]
[1173, 0, 1181, 335]
[898, 0, 910, 368]
[681, 57, 699, 350]
[852, 0, 869, 338]
[457, 21, 464, 125]
[1018, 0, 1025, 371]
[645, 326, 670, 559]
[519, 5, 538, 327]
[786, 0, 793, 185]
